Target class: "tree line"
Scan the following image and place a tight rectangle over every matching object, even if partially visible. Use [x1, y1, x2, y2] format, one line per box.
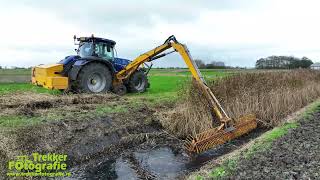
[194, 59, 228, 69]
[256, 56, 313, 69]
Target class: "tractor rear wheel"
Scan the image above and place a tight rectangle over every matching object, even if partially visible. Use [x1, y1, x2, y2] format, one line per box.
[76, 63, 112, 93]
[127, 70, 148, 93]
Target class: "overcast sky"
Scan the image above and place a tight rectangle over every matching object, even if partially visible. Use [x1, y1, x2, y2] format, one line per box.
[1, 0, 320, 68]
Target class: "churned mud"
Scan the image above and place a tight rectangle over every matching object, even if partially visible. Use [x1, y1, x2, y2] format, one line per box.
[227, 111, 320, 179]
[0, 92, 124, 117]
[3, 92, 317, 179]
[0, 93, 184, 179]
[0, 92, 270, 180]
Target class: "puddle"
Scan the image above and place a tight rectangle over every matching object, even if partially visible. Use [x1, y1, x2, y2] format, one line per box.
[134, 147, 189, 179]
[72, 147, 189, 179]
[72, 158, 138, 180]
[115, 158, 139, 180]
[69, 128, 268, 179]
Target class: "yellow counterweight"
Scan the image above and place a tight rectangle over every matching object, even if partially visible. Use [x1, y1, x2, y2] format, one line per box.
[32, 64, 69, 90]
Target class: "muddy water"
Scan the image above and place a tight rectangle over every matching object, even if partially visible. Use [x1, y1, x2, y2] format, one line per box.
[134, 147, 189, 179]
[69, 128, 267, 180]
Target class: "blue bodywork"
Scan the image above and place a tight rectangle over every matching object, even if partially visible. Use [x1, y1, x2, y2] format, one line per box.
[58, 55, 131, 72]
[113, 58, 131, 72]
[58, 55, 80, 65]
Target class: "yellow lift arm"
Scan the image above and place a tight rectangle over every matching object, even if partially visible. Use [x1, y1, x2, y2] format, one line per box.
[115, 36, 257, 154]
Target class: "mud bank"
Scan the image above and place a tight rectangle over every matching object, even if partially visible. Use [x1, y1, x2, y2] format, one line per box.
[227, 111, 320, 179]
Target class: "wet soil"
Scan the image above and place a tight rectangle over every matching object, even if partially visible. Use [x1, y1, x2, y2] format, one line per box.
[0, 92, 269, 180]
[65, 125, 267, 180]
[228, 112, 320, 179]
[0, 92, 124, 117]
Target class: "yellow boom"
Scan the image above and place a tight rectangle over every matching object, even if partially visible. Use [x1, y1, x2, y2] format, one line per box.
[114, 35, 257, 154]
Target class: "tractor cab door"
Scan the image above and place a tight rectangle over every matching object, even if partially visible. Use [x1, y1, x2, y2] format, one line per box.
[94, 42, 114, 61]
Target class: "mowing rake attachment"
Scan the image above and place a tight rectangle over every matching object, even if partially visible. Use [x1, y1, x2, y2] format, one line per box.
[185, 114, 257, 154]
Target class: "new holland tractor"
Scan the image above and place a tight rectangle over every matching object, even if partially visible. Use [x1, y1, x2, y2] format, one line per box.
[32, 35, 257, 154]
[32, 35, 149, 95]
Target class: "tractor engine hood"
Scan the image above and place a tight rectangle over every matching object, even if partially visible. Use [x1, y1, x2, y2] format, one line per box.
[58, 55, 81, 65]
[113, 57, 131, 72]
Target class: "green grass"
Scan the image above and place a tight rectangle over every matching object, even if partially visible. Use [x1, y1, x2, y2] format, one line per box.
[127, 75, 189, 104]
[148, 75, 187, 94]
[0, 115, 43, 128]
[0, 83, 60, 95]
[131, 69, 234, 104]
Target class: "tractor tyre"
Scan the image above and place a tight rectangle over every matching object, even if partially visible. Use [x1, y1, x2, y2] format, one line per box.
[112, 84, 127, 96]
[76, 62, 112, 93]
[127, 70, 148, 93]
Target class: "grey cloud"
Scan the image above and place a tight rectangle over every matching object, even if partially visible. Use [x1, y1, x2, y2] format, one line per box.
[5, 0, 257, 32]
[0, 0, 274, 67]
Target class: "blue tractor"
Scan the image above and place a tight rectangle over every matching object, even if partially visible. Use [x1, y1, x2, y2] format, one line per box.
[33, 35, 149, 94]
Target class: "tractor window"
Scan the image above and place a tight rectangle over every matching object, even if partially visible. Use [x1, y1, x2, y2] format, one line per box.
[78, 42, 93, 57]
[94, 43, 114, 60]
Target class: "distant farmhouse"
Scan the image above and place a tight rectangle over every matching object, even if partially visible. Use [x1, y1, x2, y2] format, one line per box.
[256, 56, 313, 69]
[311, 63, 320, 70]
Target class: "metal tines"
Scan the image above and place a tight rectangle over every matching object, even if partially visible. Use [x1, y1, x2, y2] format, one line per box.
[185, 114, 257, 154]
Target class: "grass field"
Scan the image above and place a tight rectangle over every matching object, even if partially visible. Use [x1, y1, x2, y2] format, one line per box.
[0, 68, 233, 97]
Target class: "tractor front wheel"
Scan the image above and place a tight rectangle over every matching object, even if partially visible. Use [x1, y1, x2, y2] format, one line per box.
[76, 63, 112, 93]
[127, 70, 148, 93]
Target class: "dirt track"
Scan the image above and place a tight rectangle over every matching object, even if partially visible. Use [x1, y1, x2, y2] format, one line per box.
[228, 112, 320, 179]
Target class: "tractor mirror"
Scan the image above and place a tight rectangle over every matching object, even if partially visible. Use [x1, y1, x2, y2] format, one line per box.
[73, 35, 78, 45]
[107, 46, 111, 52]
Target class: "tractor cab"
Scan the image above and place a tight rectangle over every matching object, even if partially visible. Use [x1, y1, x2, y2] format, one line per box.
[76, 36, 116, 61]
[74, 35, 130, 72]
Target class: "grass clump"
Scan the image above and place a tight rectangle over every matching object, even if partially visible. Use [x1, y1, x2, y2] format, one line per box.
[0, 115, 42, 128]
[0, 83, 60, 95]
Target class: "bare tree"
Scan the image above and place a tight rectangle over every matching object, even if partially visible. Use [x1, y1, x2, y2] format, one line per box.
[194, 59, 206, 69]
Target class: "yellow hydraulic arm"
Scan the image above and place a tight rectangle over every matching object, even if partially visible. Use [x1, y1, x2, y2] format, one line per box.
[116, 35, 257, 154]
[116, 35, 230, 123]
